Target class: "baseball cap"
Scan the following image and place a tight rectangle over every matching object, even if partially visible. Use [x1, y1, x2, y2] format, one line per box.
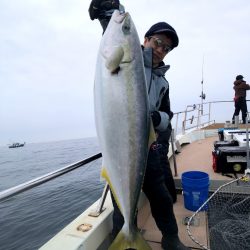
[145, 22, 179, 48]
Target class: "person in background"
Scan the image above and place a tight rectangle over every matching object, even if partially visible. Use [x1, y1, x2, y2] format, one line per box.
[232, 75, 250, 124]
[89, 1, 189, 249]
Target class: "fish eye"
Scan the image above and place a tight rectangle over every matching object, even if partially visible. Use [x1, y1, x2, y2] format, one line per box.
[122, 18, 131, 34]
[122, 24, 130, 34]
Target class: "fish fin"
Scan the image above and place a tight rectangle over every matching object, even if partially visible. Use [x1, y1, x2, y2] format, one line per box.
[105, 46, 124, 73]
[121, 44, 133, 63]
[100, 167, 123, 211]
[109, 229, 151, 250]
[148, 119, 156, 149]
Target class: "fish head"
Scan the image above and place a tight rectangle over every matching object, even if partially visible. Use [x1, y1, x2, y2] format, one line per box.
[112, 10, 132, 35]
[101, 10, 141, 72]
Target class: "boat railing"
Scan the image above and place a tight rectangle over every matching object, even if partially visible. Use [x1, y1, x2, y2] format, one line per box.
[173, 100, 240, 138]
[0, 153, 102, 202]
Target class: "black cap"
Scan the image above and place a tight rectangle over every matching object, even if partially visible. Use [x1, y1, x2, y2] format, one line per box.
[236, 75, 244, 80]
[145, 22, 179, 48]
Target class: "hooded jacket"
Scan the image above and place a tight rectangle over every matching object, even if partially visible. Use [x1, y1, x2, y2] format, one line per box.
[143, 47, 171, 132]
[234, 79, 250, 99]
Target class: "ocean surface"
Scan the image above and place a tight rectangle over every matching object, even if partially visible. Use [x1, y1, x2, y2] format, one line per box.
[0, 138, 105, 250]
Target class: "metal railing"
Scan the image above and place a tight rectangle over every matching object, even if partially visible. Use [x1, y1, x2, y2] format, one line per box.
[0, 153, 102, 202]
[172, 100, 242, 136]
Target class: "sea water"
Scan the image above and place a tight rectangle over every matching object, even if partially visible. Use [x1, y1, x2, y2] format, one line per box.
[0, 138, 105, 250]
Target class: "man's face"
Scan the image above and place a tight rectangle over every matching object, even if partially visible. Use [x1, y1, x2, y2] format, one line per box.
[143, 33, 173, 67]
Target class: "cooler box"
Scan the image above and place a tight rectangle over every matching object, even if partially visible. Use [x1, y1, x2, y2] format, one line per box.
[213, 140, 238, 150]
[213, 146, 247, 174]
[233, 133, 250, 147]
[223, 129, 246, 141]
[212, 150, 218, 172]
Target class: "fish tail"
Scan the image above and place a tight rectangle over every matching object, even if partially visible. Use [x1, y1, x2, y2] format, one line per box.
[108, 230, 151, 250]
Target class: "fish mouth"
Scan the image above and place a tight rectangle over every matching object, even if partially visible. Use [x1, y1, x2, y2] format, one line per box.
[113, 10, 129, 23]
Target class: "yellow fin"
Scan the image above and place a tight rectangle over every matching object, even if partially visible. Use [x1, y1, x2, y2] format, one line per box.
[109, 229, 151, 250]
[100, 166, 109, 180]
[100, 167, 122, 212]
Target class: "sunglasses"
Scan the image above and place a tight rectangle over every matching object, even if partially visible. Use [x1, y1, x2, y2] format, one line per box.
[148, 36, 172, 53]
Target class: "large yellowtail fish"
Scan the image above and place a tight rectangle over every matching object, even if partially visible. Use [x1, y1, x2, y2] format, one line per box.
[94, 10, 154, 250]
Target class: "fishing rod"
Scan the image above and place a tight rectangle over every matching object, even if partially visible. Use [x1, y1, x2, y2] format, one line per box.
[200, 55, 206, 116]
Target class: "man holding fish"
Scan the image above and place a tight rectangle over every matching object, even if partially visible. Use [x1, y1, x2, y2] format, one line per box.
[89, 1, 189, 249]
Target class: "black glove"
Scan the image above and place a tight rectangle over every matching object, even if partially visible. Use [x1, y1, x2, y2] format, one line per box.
[167, 122, 172, 130]
[157, 127, 172, 145]
[151, 111, 161, 127]
[169, 111, 174, 120]
[89, 0, 120, 20]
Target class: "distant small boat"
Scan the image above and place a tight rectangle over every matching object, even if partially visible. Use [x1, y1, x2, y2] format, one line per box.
[9, 142, 25, 148]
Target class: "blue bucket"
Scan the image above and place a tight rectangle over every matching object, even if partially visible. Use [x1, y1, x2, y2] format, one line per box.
[181, 171, 209, 211]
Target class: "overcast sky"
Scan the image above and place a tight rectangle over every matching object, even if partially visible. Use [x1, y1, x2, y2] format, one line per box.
[1, 0, 250, 146]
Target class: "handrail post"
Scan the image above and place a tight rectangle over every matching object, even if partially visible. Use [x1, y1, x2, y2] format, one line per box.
[183, 110, 187, 134]
[197, 104, 200, 128]
[175, 113, 179, 138]
[170, 130, 178, 177]
[208, 102, 211, 123]
[89, 183, 110, 217]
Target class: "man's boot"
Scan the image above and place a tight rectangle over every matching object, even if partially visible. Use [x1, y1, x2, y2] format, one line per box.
[161, 234, 190, 250]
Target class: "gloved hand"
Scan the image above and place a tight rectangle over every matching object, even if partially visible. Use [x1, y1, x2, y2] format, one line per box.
[151, 111, 161, 127]
[89, 0, 120, 20]
[168, 122, 172, 130]
[169, 111, 174, 120]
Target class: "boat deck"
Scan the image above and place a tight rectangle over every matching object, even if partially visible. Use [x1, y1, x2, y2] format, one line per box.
[172, 136, 234, 189]
[139, 195, 207, 249]
[138, 135, 235, 249]
[41, 127, 248, 250]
